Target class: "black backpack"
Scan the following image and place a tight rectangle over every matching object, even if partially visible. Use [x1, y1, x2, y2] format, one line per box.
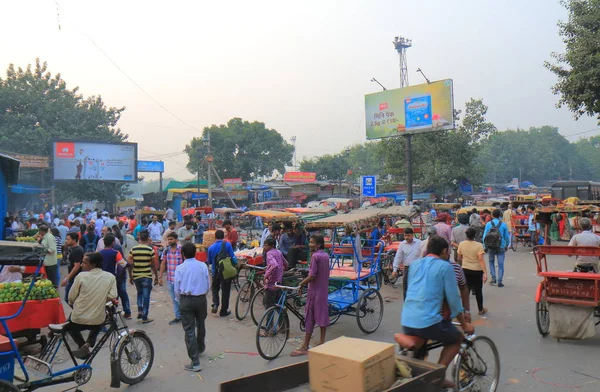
[484, 221, 503, 251]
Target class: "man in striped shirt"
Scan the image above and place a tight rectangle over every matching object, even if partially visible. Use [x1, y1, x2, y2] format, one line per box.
[159, 232, 184, 325]
[127, 230, 158, 324]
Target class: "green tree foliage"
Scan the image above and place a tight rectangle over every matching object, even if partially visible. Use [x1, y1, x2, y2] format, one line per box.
[476, 126, 576, 184]
[299, 143, 384, 181]
[185, 118, 294, 180]
[572, 135, 600, 179]
[378, 98, 496, 192]
[0, 59, 130, 203]
[545, 0, 600, 120]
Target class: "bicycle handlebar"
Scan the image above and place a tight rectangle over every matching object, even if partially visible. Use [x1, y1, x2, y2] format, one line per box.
[274, 284, 302, 290]
[244, 264, 266, 270]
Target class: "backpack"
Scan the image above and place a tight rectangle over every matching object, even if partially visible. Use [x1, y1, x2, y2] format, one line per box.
[216, 241, 237, 280]
[484, 221, 503, 251]
[83, 233, 98, 253]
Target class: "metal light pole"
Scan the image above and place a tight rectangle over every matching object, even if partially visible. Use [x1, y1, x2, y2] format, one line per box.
[203, 132, 212, 208]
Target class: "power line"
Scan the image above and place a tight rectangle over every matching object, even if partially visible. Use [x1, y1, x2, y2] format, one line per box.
[562, 127, 600, 139]
[52, 0, 201, 135]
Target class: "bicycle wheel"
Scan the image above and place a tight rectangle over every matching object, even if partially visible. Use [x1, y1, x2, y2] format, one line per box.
[250, 287, 266, 325]
[356, 288, 383, 334]
[118, 331, 155, 385]
[235, 281, 255, 321]
[453, 335, 500, 392]
[329, 303, 342, 326]
[510, 234, 517, 251]
[256, 306, 289, 360]
[0, 380, 19, 392]
[536, 295, 550, 336]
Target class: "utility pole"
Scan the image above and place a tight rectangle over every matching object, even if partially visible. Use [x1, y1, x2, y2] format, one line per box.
[203, 132, 212, 208]
[393, 36, 413, 203]
[290, 136, 297, 170]
[195, 147, 203, 207]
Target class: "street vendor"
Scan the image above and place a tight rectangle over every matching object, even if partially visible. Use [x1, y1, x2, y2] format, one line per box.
[291, 234, 330, 357]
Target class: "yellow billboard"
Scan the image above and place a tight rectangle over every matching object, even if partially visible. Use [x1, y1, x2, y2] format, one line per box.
[365, 79, 454, 139]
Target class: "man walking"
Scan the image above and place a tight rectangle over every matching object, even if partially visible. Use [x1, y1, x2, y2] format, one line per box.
[147, 215, 164, 243]
[100, 235, 132, 319]
[223, 220, 238, 250]
[451, 213, 470, 264]
[174, 243, 210, 372]
[177, 220, 195, 245]
[482, 209, 510, 287]
[61, 232, 84, 301]
[391, 228, 422, 299]
[38, 225, 59, 288]
[207, 230, 238, 317]
[127, 231, 158, 323]
[159, 232, 184, 325]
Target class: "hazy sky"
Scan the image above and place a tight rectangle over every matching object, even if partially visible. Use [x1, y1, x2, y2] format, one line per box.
[3, 0, 598, 182]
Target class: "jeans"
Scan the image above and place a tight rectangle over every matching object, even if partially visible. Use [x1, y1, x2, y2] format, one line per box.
[117, 279, 131, 316]
[45, 264, 59, 288]
[167, 281, 181, 319]
[134, 277, 153, 320]
[180, 295, 207, 365]
[211, 274, 232, 315]
[488, 249, 505, 283]
[65, 280, 74, 305]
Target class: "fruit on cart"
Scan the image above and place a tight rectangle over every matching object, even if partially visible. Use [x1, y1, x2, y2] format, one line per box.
[0, 280, 59, 302]
[15, 236, 37, 242]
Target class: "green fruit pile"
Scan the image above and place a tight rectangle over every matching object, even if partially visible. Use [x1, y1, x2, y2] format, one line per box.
[15, 236, 37, 242]
[0, 280, 59, 303]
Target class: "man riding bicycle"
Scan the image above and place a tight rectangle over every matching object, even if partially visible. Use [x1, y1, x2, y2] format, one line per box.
[396, 235, 474, 388]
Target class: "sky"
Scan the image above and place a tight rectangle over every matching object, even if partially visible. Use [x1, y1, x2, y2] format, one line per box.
[2, 0, 599, 182]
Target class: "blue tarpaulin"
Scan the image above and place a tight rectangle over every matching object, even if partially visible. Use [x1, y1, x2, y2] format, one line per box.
[10, 184, 49, 194]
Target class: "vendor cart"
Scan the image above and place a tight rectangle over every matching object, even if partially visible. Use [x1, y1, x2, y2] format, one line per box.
[220, 357, 445, 392]
[0, 241, 66, 349]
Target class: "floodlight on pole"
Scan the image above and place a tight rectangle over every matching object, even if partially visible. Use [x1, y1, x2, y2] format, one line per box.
[370, 78, 387, 91]
[393, 36, 412, 88]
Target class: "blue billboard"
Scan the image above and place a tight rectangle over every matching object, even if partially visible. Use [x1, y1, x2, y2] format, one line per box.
[137, 160, 164, 173]
[361, 176, 377, 197]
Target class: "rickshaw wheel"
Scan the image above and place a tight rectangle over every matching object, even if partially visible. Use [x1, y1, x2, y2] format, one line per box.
[510, 234, 517, 252]
[356, 288, 383, 334]
[536, 296, 550, 336]
[0, 379, 19, 392]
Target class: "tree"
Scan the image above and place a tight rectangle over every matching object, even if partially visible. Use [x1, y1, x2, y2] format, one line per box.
[299, 142, 386, 181]
[0, 59, 130, 204]
[545, 0, 600, 120]
[573, 135, 600, 180]
[476, 126, 576, 185]
[184, 118, 294, 181]
[378, 98, 496, 193]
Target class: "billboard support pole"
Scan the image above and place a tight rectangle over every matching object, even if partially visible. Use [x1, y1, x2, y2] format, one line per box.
[159, 170, 163, 210]
[405, 134, 413, 203]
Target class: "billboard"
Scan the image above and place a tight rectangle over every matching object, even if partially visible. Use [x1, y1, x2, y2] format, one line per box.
[53, 141, 138, 182]
[12, 154, 49, 168]
[137, 160, 164, 173]
[365, 79, 454, 139]
[284, 172, 317, 182]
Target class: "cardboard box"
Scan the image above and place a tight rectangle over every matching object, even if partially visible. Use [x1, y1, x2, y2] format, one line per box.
[308, 337, 396, 392]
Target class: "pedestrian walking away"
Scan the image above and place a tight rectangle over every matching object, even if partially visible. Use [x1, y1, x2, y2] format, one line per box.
[99, 234, 132, 319]
[482, 209, 510, 287]
[458, 227, 488, 315]
[174, 242, 210, 372]
[128, 230, 158, 323]
[207, 230, 238, 317]
[159, 232, 185, 324]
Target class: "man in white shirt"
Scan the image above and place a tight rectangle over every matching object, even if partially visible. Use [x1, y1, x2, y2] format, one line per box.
[104, 213, 119, 230]
[391, 228, 422, 300]
[174, 243, 210, 372]
[147, 215, 164, 242]
[569, 218, 600, 272]
[0, 266, 25, 283]
[165, 207, 175, 222]
[57, 220, 69, 244]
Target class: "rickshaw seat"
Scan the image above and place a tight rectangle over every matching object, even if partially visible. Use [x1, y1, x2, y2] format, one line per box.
[538, 271, 599, 279]
[329, 269, 370, 280]
[394, 333, 426, 350]
[0, 334, 16, 352]
[48, 322, 70, 333]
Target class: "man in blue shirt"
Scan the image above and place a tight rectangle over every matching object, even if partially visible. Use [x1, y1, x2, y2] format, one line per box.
[482, 209, 511, 287]
[527, 205, 538, 248]
[207, 230, 238, 317]
[399, 236, 473, 380]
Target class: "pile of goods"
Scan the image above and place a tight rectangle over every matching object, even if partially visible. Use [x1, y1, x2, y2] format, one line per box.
[202, 230, 216, 248]
[235, 247, 263, 259]
[15, 236, 37, 243]
[0, 280, 59, 303]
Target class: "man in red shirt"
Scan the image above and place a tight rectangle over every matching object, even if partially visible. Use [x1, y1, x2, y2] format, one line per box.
[223, 220, 238, 250]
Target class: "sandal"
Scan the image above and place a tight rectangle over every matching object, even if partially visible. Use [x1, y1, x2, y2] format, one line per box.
[290, 349, 308, 357]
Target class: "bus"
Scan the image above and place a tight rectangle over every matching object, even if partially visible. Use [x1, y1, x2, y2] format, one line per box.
[550, 181, 600, 201]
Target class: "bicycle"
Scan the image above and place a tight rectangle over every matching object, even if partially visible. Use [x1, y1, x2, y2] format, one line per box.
[256, 284, 341, 360]
[379, 250, 399, 286]
[395, 328, 500, 392]
[235, 264, 265, 321]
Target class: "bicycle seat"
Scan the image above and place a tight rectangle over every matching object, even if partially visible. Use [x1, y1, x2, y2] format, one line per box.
[394, 333, 426, 350]
[48, 322, 70, 333]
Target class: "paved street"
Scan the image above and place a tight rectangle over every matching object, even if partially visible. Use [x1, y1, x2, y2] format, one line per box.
[39, 247, 600, 391]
